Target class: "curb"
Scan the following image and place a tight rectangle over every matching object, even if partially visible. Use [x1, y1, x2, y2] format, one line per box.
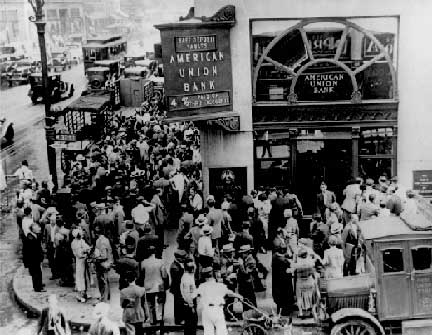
[13, 265, 320, 332]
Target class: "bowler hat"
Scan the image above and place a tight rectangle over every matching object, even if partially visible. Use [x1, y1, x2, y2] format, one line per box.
[201, 266, 213, 274]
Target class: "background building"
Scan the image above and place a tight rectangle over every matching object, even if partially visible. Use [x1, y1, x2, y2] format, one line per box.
[0, 0, 36, 52]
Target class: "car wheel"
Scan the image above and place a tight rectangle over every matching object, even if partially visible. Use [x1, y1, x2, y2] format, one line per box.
[331, 318, 379, 335]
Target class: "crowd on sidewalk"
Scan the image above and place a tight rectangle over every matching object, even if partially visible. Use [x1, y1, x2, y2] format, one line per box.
[11, 95, 418, 335]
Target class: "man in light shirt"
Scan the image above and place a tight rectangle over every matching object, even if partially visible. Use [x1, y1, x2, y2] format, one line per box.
[14, 160, 34, 184]
[197, 267, 240, 335]
[22, 207, 34, 237]
[181, 261, 198, 335]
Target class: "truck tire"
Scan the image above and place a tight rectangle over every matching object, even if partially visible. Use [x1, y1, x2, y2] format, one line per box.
[331, 318, 379, 335]
[31, 94, 38, 104]
[91, 79, 102, 89]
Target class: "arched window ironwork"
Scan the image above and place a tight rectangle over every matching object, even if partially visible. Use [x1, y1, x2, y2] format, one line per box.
[252, 18, 397, 104]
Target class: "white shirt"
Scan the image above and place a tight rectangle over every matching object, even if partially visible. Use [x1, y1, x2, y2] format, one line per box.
[197, 279, 231, 307]
[131, 204, 151, 225]
[14, 166, 33, 180]
[198, 235, 214, 257]
[22, 217, 34, 236]
[191, 194, 203, 212]
[180, 272, 197, 305]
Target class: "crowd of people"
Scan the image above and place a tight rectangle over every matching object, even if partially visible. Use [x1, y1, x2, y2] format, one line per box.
[12, 96, 418, 334]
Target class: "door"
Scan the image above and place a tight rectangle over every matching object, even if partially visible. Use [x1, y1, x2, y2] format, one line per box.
[408, 239, 432, 318]
[377, 242, 411, 320]
[295, 137, 352, 214]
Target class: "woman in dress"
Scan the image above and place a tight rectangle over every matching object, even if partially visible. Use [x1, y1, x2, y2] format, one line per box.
[283, 209, 299, 254]
[290, 248, 320, 318]
[323, 235, 345, 279]
[71, 228, 91, 302]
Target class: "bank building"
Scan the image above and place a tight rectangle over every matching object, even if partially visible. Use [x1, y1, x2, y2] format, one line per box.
[156, 0, 432, 214]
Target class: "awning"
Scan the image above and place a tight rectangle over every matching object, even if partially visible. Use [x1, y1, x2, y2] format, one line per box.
[165, 111, 240, 131]
[65, 93, 111, 112]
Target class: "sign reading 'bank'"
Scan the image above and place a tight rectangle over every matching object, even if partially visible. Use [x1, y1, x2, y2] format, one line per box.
[156, 11, 234, 115]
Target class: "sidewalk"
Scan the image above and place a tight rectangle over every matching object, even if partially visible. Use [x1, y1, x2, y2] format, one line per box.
[12, 229, 319, 331]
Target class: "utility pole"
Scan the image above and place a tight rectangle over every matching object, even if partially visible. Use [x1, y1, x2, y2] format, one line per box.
[28, 0, 58, 190]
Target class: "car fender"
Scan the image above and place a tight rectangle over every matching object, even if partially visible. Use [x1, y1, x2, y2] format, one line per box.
[331, 308, 385, 335]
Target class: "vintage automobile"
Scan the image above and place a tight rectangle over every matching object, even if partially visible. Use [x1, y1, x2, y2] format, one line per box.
[123, 66, 148, 79]
[85, 66, 112, 90]
[51, 49, 72, 72]
[323, 202, 432, 335]
[93, 59, 120, 78]
[123, 53, 146, 68]
[6, 59, 36, 86]
[28, 73, 74, 103]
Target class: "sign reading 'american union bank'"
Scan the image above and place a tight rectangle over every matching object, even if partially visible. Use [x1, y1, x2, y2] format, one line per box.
[157, 24, 233, 114]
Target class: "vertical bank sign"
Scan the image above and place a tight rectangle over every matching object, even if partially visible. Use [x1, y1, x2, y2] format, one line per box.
[157, 24, 233, 115]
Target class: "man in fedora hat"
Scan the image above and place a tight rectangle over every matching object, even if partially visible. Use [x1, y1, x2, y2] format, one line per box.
[234, 221, 254, 252]
[93, 225, 113, 302]
[137, 245, 169, 325]
[170, 249, 187, 324]
[119, 221, 139, 255]
[115, 236, 139, 290]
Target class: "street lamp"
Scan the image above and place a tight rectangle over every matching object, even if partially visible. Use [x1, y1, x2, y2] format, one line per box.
[28, 0, 58, 190]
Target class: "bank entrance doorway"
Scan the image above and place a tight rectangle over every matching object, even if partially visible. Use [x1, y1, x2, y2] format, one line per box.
[254, 129, 352, 215]
[294, 131, 352, 215]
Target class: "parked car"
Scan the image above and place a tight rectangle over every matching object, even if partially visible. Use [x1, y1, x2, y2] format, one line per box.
[28, 73, 74, 103]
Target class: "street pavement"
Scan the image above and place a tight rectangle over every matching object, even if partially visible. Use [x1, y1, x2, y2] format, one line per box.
[0, 64, 87, 334]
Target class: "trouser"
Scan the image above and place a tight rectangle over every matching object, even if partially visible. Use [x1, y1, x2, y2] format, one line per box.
[96, 266, 110, 302]
[261, 140, 272, 158]
[125, 322, 144, 335]
[202, 305, 228, 335]
[183, 303, 198, 335]
[47, 243, 57, 278]
[173, 293, 185, 324]
[199, 255, 213, 268]
[28, 262, 43, 291]
[145, 292, 164, 325]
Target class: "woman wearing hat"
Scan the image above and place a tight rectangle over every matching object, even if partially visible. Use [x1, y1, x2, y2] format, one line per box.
[322, 235, 344, 279]
[290, 247, 320, 318]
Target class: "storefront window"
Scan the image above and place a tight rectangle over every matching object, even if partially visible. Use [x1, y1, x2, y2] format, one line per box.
[360, 128, 393, 155]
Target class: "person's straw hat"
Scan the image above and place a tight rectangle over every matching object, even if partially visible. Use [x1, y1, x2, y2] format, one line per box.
[239, 244, 252, 253]
[222, 243, 235, 253]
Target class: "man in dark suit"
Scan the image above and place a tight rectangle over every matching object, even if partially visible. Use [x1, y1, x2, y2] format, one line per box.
[169, 249, 186, 324]
[316, 181, 336, 221]
[24, 223, 46, 292]
[268, 190, 289, 244]
[135, 223, 159, 262]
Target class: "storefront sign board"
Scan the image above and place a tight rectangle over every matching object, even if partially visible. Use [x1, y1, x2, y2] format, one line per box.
[413, 170, 432, 196]
[158, 26, 233, 114]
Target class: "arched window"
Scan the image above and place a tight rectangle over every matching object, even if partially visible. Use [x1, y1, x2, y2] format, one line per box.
[252, 18, 397, 104]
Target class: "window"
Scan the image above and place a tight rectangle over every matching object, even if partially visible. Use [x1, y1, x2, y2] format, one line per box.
[382, 248, 404, 273]
[360, 128, 393, 155]
[412, 247, 432, 271]
[359, 127, 395, 181]
[71, 8, 81, 18]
